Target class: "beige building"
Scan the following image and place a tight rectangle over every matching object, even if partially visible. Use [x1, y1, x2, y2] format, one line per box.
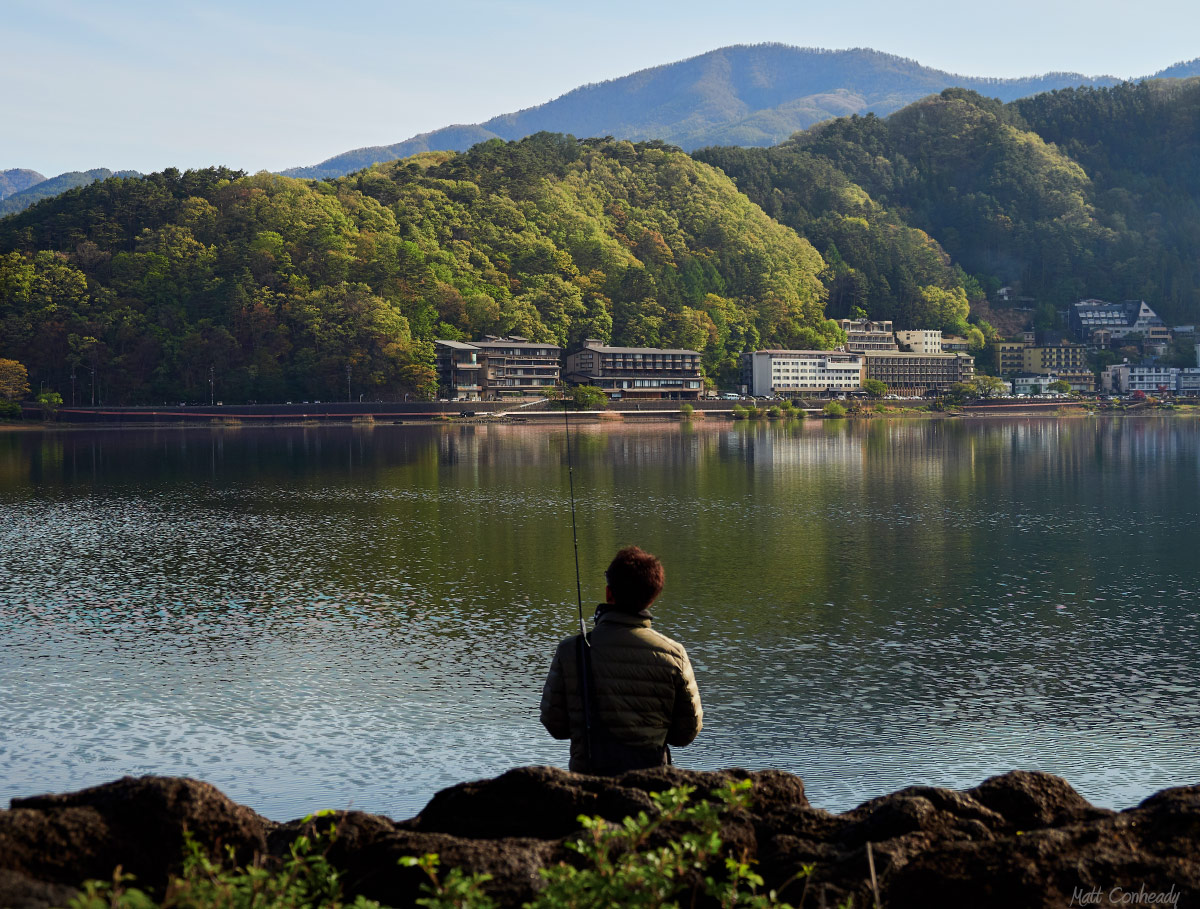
[895, 330, 943, 354]
[565, 341, 703, 400]
[741, 350, 864, 397]
[992, 341, 1028, 375]
[1022, 344, 1089, 375]
[837, 319, 898, 352]
[864, 352, 975, 395]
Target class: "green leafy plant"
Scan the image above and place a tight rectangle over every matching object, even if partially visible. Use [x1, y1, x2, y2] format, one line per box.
[398, 854, 497, 909]
[36, 390, 62, 419]
[69, 813, 381, 909]
[566, 386, 608, 410]
[822, 401, 846, 418]
[409, 781, 808, 909]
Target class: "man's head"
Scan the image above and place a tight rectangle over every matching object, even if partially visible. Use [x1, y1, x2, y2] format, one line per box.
[604, 546, 665, 612]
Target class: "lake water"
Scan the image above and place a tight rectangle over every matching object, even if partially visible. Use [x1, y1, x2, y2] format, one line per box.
[1, 417, 1198, 821]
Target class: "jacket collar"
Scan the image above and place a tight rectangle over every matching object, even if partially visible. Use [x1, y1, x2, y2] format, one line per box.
[594, 604, 652, 628]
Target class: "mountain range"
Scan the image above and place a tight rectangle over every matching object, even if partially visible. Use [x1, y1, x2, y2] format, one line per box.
[0, 168, 142, 217]
[0, 169, 45, 201]
[4, 46, 1200, 405]
[281, 44, 1199, 180]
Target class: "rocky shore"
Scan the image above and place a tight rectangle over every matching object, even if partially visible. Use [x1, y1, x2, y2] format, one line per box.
[2, 767, 1197, 908]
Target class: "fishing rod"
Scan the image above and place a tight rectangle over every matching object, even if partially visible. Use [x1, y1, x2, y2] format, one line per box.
[563, 401, 587, 642]
[564, 397, 596, 764]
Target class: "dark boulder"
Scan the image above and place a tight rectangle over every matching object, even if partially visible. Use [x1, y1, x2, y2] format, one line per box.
[1, 767, 1196, 909]
[407, 765, 799, 840]
[968, 769, 1115, 830]
[0, 776, 269, 900]
[270, 812, 558, 909]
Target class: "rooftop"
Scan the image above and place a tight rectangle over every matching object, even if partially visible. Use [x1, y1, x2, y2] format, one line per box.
[474, 338, 561, 350]
[865, 350, 973, 359]
[577, 343, 701, 356]
[751, 349, 861, 357]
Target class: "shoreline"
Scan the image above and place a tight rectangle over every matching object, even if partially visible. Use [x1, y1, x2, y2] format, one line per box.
[3, 399, 1190, 432]
[2, 768, 1196, 908]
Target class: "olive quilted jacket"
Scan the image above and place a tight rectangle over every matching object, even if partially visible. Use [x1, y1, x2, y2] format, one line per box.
[539, 607, 703, 771]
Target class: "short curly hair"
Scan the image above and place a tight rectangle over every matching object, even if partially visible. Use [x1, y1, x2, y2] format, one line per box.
[605, 546, 665, 611]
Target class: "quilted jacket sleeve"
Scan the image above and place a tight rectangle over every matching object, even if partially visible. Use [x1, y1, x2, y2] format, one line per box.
[539, 640, 571, 740]
[666, 647, 703, 747]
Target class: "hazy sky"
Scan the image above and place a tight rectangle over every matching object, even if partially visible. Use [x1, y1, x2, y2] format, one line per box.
[3, 0, 1198, 176]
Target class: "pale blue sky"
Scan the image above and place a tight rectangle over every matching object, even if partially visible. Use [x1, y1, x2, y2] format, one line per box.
[3, 0, 1197, 176]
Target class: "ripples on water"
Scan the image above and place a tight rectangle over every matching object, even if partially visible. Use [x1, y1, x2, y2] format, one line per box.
[1, 419, 1198, 820]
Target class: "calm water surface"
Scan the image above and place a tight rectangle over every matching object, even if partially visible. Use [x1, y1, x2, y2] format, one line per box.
[1, 418, 1198, 820]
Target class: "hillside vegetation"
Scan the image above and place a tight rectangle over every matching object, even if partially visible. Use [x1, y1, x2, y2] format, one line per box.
[699, 80, 1200, 326]
[6, 79, 1200, 404]
[0, 168, 144, 217]
[0, 135, 836, 404]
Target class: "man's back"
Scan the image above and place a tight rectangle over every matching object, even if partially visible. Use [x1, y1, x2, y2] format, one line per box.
[540, 607, 703, 773]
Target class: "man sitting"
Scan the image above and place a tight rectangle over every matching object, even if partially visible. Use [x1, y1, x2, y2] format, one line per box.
[539, 545, 703, 774]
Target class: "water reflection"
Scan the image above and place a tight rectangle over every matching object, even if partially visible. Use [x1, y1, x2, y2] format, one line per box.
[1, 417, 1198, 819]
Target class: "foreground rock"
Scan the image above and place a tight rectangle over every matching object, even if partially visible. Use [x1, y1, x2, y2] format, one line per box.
[0, 768, 1195, 908]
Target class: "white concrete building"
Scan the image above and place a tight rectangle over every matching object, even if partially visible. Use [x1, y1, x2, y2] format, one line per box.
[1013, 374, 1059, 396]
[743, 350, 864, 397]
[895, 330, 943, 354]
[1102, 364, 1192, 395]
[1177, 368, 1200, 395]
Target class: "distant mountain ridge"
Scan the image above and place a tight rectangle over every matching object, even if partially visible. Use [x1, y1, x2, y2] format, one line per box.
[0, 168, 142, 217]
[0, 169, 45, 201]
[282, 44, 1199, 180]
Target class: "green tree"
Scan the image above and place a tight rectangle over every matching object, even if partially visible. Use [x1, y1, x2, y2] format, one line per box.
[568, 385, 607, 409]
[1048, 379, 1073, 394]
[969, 375, 1008, 398]
[36, 390, 62, 419]
[822, 401, 847, 418]
[862, 378, 887, 397]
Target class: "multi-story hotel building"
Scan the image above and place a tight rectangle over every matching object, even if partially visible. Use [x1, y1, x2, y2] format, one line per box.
[895, 330, 943, 354]
[837, 319, 899, 352]
[473, 336, 562, 398]
[1102, 364, 1200, 395]
[992, 341, 1028, 375]
[941, 336, 971, 352]
[434, 341, 484, 401]
[434, 336, 561, 399]
[564, 340, 703, 400]
[1069, 299, 1171, 346]
[741, 350, 864, 397]
[1022, 343, 1089, 375]
[864, 352, 975, 395]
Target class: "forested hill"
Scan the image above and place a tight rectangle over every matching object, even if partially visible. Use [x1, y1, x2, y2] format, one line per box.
[284, 45, 1141, 180]
[696, 77, 1200, 326]
[0, 136, 838, 404]
[0, 168, 144, 217]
